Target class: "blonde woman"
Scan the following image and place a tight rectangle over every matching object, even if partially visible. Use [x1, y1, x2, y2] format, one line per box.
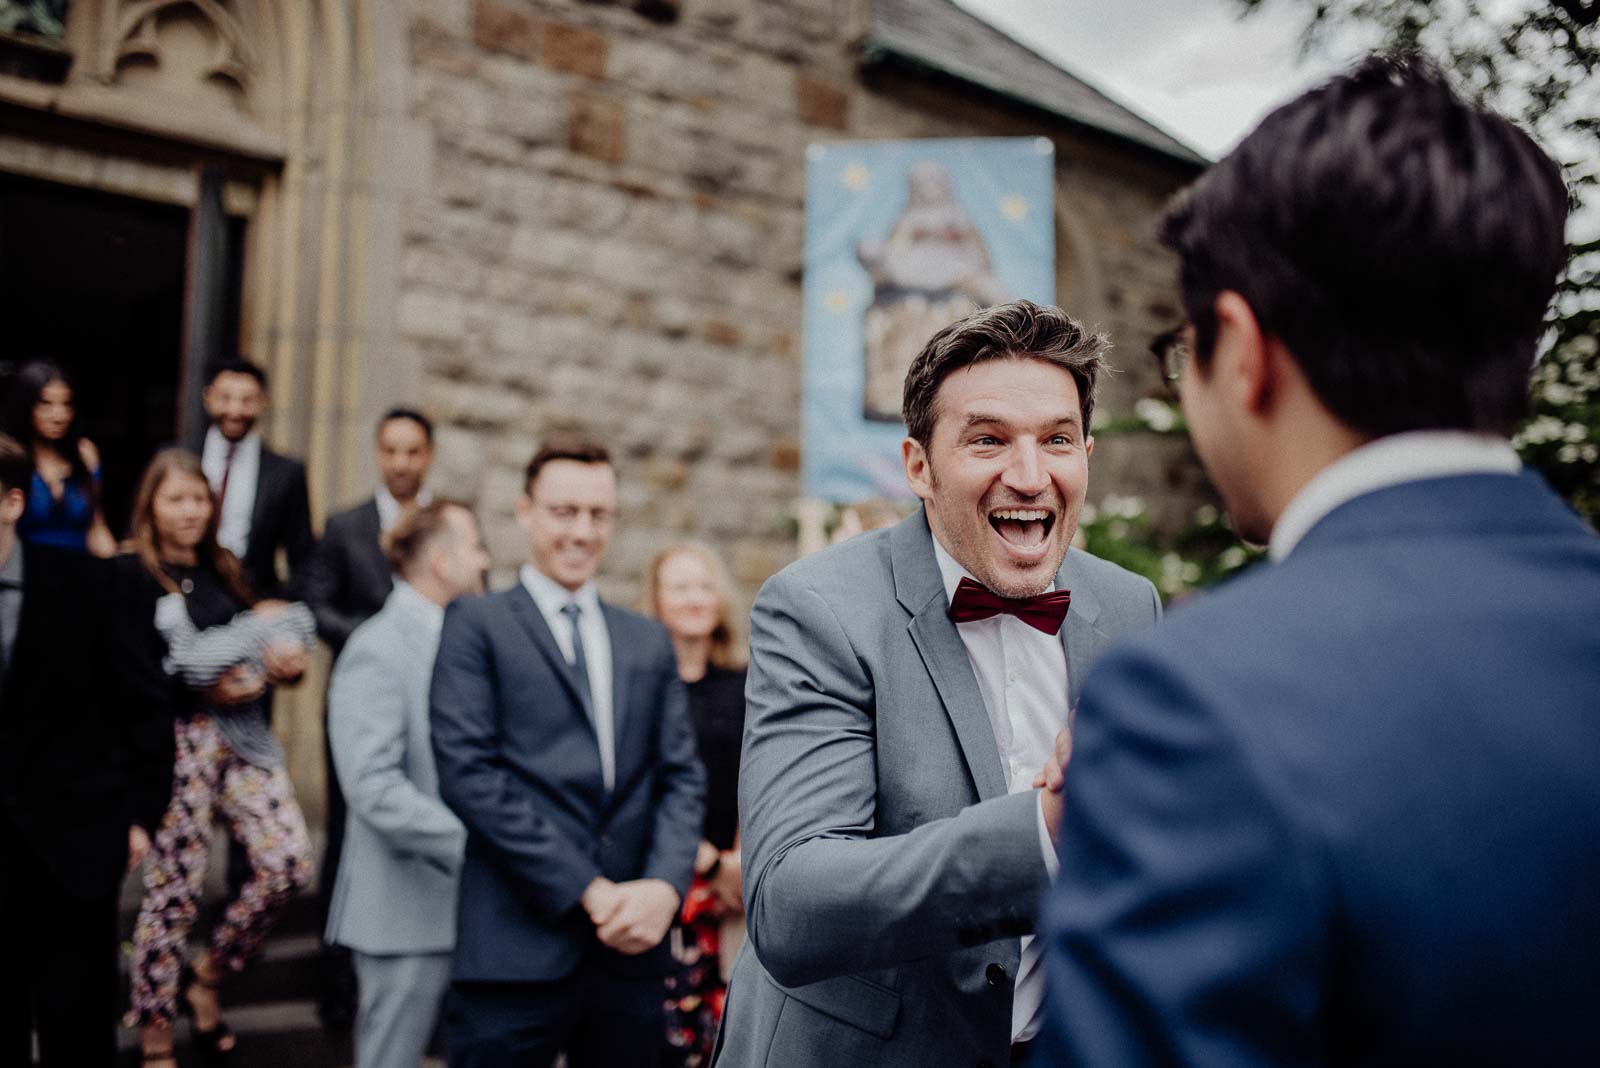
[640, 542, 747, 1067]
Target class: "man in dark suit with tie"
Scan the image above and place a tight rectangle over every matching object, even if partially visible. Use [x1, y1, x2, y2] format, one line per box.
[1035, 56, 1600, 1066]
[201, 358, 315, 599]
[303, 407, 436, 1027]
[431, 432, 705, 1068]
[0, 433, 173, 1066]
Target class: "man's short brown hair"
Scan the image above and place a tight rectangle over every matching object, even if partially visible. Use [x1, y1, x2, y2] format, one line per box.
[523, 432, 612, 495]
[0, 433, 29, 497]
[901, 300, 1107, 448]
[383, 499, 473, 576]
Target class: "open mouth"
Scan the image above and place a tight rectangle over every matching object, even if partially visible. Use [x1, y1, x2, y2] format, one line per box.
[988, 507, 1055, 554]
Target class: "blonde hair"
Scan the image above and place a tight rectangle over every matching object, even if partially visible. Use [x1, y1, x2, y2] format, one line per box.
[639, 541, 748, 670]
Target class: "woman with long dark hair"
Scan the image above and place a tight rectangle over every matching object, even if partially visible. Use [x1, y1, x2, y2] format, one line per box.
[117, 448, 314, 1068]
[1, 361, 115, 555]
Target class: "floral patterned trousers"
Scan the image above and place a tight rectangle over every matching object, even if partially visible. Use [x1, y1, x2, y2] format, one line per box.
[125, 714, 313, 1027]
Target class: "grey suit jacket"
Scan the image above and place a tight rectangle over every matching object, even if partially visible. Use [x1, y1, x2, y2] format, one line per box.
[325, 587, 466, 955]
[714, 510, 1160, 1068]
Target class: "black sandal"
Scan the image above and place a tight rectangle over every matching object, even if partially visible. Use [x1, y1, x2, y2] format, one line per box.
[180, 962, 238, 1065]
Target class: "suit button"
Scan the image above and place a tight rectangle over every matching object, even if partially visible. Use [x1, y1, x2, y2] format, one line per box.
[986, 963, 1007, 987]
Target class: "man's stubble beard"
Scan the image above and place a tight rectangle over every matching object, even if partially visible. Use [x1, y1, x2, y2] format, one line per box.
[926, 461, 1074, 599]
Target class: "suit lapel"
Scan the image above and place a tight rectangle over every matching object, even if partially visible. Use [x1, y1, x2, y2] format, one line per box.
[505, 584, 595, 733]
[1057, 551, 1111, 713]
[892, 514, 1009, 802]
[250, 448, 277, 547]
[601, 604, 633, 772]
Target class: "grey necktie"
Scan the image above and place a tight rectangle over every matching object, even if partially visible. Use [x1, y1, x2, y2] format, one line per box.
[0, 577, 20, 680]
[560, 601, 594, 718]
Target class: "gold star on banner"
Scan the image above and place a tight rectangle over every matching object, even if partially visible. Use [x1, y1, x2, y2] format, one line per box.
[825, 289, 851, 313]
[1000, 195, 1029, 222]
[842, 163, 871, 192]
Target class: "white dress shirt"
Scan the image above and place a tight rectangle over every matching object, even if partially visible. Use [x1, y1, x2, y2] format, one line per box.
[202, 426, 261, 558]
[932, 537, 1065, 1044]
[519, 565, 616, 791]
[1270, 431, 1521, 562]
[375, 485, 433, 535]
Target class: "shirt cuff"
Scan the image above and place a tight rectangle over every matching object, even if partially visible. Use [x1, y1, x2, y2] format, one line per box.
[1036, 790, 1060, 880]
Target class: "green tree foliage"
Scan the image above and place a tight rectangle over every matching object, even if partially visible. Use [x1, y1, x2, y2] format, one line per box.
[1237, 0, 1600, 520]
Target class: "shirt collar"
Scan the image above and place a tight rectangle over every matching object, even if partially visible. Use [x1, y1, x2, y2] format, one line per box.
[519, 563, 600, 617]
[204, 425, 260, 460]
[930, 531, 1055, 603]
[1269, 431, 1521, 562]
[375, 485, 433, 533]
[391, 579, 444, 637]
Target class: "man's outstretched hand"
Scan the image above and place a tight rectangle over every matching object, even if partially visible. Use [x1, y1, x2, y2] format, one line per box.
[1034, 728, 1073, 843]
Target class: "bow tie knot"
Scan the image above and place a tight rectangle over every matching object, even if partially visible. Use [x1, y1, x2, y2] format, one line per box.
[947, 576, 1071, 635]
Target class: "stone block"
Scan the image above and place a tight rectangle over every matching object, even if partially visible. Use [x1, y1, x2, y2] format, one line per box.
[489, 93, 566, 146]
[410, 0, 472, 38]
[794, 71, 850, 130]
[542, 19, 609, 79]
[473, 0, 539, 59]
[569, 90, 627, 163]
[399, 289, 467, 343]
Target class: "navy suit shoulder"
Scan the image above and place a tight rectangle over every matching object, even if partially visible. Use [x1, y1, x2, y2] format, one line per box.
[1040, 472, 1600, 1067]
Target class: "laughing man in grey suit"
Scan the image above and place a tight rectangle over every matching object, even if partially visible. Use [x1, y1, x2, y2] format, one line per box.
[715, 301, 1161, 1068]
[325, 500, 489, 1068]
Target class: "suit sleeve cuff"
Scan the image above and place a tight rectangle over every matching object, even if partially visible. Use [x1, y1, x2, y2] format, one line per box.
[1036, 791, 1060, 881]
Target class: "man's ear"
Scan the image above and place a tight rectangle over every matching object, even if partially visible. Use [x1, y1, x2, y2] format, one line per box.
[902, 437, 933, 502]
[1214, 290, 1276, 416]
[514, 493, 533, 533]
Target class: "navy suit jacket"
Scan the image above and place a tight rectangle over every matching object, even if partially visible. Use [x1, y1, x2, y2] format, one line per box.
[1038, 472, 1600, 1066]
[430, 581, 705, 983]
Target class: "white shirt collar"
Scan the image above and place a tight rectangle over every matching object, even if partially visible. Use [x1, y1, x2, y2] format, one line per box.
[519, 563, 600, 616]
[375, 485, 433, 534]
[931, 531, 1056, 602]
[1269, 431, 1521, 562]
[391, 579, 445, 639]
[203, 425, 260, 463]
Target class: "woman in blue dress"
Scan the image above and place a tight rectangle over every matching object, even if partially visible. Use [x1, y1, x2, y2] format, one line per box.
[2, 361, 115, 555]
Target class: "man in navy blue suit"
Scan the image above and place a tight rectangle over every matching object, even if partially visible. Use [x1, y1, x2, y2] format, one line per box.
[431, 432, 705, 1067]
[1035, 56, 1600, 1066]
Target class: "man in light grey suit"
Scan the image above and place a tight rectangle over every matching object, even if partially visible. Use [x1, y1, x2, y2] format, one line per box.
[715, 300, 1161, 1068]
[325, 500, 489, 1068]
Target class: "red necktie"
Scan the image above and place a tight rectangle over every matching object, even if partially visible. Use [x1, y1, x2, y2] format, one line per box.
[217, 441, 238, 507]
[947, 576, 1072, 635]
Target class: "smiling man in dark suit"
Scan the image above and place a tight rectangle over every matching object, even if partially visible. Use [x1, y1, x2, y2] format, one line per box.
[1036, 56, 1600, 1067]
[431, 432, 704, 1068]
[201, 358, 314, 599]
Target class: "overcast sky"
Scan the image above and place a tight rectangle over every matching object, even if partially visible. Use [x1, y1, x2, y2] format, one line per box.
[956, 0, 1373, 160]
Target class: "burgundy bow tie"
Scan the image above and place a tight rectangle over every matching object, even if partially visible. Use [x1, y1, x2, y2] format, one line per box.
[947, 577, 1071, 635]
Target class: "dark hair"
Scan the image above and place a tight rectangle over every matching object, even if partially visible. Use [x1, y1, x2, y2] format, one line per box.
[0, 433, 30, 497]
[383, 498, 472, 575]
[205, 358, 269, 391]
[1, 361, 92, 485]
[901, 300, 1107, 447]
[523, 432, 612, 495]
[378, 407, 434, 443]
[1157, 53, 1569, 437]
[125, 448, 254, 604]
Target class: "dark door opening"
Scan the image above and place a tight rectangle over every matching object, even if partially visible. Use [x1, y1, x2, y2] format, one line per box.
[0, 172, 243, 539]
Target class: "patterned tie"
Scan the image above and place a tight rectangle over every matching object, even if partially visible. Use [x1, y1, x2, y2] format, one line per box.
[560, 601, 594, 718]
[947, 576, 1072, 635]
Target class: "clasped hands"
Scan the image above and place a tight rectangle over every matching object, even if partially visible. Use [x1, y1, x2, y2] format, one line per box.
[1033, 728, 1074, 844]
[580, 876, 680, 955]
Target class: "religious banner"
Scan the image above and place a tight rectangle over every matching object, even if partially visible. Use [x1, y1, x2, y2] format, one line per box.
[802, 136, 1056, 503]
